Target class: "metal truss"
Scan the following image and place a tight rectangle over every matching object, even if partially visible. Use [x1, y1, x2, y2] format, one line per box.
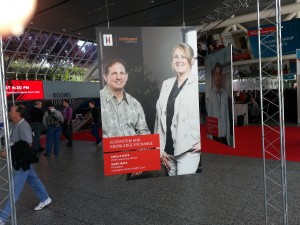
[0, 37, 17, 224]
[257, 0, 288, 224]
[197, 0, 256, 37]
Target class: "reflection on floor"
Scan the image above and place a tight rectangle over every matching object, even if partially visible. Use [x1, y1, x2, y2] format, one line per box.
[7, 140, 300, 224]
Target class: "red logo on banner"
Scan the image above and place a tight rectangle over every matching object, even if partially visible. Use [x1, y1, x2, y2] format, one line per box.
[6, 80, 44, 100]
[103, 34, 113, 46]
[103, 134, 161, 176]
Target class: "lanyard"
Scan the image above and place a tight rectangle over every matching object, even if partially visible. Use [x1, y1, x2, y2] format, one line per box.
[216, 91, 222, 116]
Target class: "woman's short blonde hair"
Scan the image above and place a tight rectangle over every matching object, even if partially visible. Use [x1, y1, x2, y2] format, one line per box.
[172, 43, 194, 66]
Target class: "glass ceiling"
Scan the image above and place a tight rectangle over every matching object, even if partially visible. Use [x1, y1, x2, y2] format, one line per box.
[2, 28, 98, 81]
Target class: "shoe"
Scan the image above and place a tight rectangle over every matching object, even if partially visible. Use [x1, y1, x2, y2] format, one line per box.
[98, 141, 103, 146]
[65, 143, 72, 147]
[38, 147, 45, 152]
[95, 140, 102, 145]
[98, 141, 103, 149]
[43, 153, 50, 157]
[34, 197, 52, 211]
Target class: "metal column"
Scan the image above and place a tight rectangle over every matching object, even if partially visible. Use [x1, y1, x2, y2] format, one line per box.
[257, 0, 288, 224]
[0, 36, 17, 224]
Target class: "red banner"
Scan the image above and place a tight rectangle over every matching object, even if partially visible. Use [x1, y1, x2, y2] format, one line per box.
[247, 26, 276, 36]
[103, 134, 161, 176]
[6, 80, 44, 100]
[206, 116, 219, 136]
[104, 149, 161, 176]
[103, 134, 160, 153]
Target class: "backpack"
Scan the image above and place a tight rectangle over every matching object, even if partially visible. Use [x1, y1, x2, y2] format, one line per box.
[47, 110, 61, 128]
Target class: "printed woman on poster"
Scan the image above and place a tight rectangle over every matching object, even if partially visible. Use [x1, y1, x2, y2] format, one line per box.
[154, 43, 201, 176]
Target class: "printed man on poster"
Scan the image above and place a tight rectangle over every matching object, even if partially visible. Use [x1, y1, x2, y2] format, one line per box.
[100, 58, 153, 181]
[100, 58, 150, 137]
[206, 46, 234, 147]
[207, 62, 231, 145]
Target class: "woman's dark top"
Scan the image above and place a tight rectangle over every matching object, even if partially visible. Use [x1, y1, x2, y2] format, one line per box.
[164, 78, 188, 155]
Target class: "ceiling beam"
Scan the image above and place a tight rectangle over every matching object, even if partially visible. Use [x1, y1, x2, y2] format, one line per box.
[198, 53, 296, 70]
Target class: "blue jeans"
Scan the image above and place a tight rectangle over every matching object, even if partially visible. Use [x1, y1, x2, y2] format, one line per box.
[91, 123, 102, 143]
[0, 166, 49, 220]
[46, 125, 62, 155]
[31, 122, 43, 151]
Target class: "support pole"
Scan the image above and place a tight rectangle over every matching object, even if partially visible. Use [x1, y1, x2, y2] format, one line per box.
[0, 36, 17, 225]
[257, 0, 288, 224]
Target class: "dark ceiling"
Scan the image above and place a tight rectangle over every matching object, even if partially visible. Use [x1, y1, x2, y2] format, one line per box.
[29, 0, 295, 41]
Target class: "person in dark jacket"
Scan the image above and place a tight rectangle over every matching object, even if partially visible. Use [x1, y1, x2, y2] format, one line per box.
[62, 100, 73, 147]
[29, 101, 44, 153]
[43, 102, 64, 156]
[88, 100, 102, 145]
[0, 105, 51, 224]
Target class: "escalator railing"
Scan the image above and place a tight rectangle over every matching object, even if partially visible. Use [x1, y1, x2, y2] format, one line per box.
[72, 114, 91, 132]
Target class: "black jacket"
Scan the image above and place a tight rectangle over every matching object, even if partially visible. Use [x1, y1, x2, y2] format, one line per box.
[91, 107, 101, 124]
[29, 106, 44, 123]
[11, 140, 39, 171]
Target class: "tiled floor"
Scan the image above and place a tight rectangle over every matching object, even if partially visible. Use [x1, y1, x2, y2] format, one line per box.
[3, 140, 300, 224]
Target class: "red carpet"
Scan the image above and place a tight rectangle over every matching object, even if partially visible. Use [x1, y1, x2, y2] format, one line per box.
[40, 129, 98, 146]
[201, 125, 300, 162]
[41, 126, 300, 162]
[73, 130, 98, 142]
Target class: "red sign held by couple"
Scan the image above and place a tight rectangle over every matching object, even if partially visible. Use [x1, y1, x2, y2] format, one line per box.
[103, 134, 161, 176]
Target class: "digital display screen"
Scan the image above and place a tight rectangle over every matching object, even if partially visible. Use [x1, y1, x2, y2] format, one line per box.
[6, 80, 44, 100]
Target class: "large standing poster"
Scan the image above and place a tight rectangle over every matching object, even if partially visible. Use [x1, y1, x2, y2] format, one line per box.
[96, 27, 201, 180]
[205, 46, 235, 148]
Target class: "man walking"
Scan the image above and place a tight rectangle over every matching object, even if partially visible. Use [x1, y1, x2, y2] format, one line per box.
[43, 102, 64, 156]
[0, 105, 51, 224]
[88, 100, 102, 145]
[29, 101, 44, 153]
[62, 100, 73, 147]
